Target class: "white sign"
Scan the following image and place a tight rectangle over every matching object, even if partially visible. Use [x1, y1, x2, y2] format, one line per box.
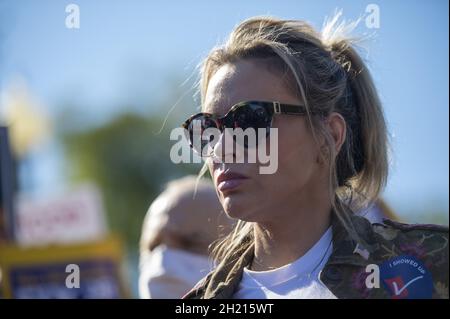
[15, 185, 107, 246]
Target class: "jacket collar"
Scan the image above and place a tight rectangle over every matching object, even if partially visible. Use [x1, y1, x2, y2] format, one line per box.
[326, 212, 383, 266]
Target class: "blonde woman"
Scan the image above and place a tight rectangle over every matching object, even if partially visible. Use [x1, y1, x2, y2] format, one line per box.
[181, 14, 449, 299]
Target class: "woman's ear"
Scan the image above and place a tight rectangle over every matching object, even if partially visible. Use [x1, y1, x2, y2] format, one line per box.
[326, 112, 347, 154]
[316, 112, 347, 165]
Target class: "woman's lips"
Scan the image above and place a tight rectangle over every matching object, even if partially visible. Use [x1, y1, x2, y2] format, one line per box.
[217, 178, 247, 192]
[216, 171, 249, 193]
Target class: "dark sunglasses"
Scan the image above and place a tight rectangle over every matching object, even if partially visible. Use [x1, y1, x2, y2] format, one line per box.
[182, 100, 309, 156]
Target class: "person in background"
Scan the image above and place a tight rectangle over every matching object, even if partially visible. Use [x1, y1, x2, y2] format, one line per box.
[139, 175, 233, 299]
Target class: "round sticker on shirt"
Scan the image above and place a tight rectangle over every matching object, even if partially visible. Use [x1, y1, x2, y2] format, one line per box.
[380, 255, 433, 299]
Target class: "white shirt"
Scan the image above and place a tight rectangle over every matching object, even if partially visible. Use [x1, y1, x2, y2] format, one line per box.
[233, 227, 336, 299]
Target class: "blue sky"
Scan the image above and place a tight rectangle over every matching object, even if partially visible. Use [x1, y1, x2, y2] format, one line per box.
[0, 0, 448, 220]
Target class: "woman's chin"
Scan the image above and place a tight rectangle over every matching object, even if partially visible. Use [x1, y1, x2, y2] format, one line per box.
[221, 194, 258, 221]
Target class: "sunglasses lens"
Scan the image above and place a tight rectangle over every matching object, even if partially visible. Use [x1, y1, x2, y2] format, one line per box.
[252, 104, 272, 132]
[232, 103, 271, 147]
[233, 107, 252, 130]
[235, 103, 270, 128]
[186, 115, 218, 155]
[183, 102, 273, 155]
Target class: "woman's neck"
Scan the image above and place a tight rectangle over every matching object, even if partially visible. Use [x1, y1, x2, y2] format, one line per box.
[250, 194, 332, 271]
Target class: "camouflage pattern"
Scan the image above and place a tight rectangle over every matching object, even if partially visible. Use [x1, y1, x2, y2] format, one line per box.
[183, 214, 449, 299]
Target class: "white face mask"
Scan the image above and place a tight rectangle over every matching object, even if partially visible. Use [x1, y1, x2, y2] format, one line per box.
[139, 245, 212, 299]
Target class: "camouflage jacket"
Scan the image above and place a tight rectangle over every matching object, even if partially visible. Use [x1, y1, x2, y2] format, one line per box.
[183, 214, 449, 299]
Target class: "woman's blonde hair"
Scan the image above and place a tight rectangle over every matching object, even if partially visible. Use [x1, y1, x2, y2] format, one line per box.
[197, 12, 389, 263]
